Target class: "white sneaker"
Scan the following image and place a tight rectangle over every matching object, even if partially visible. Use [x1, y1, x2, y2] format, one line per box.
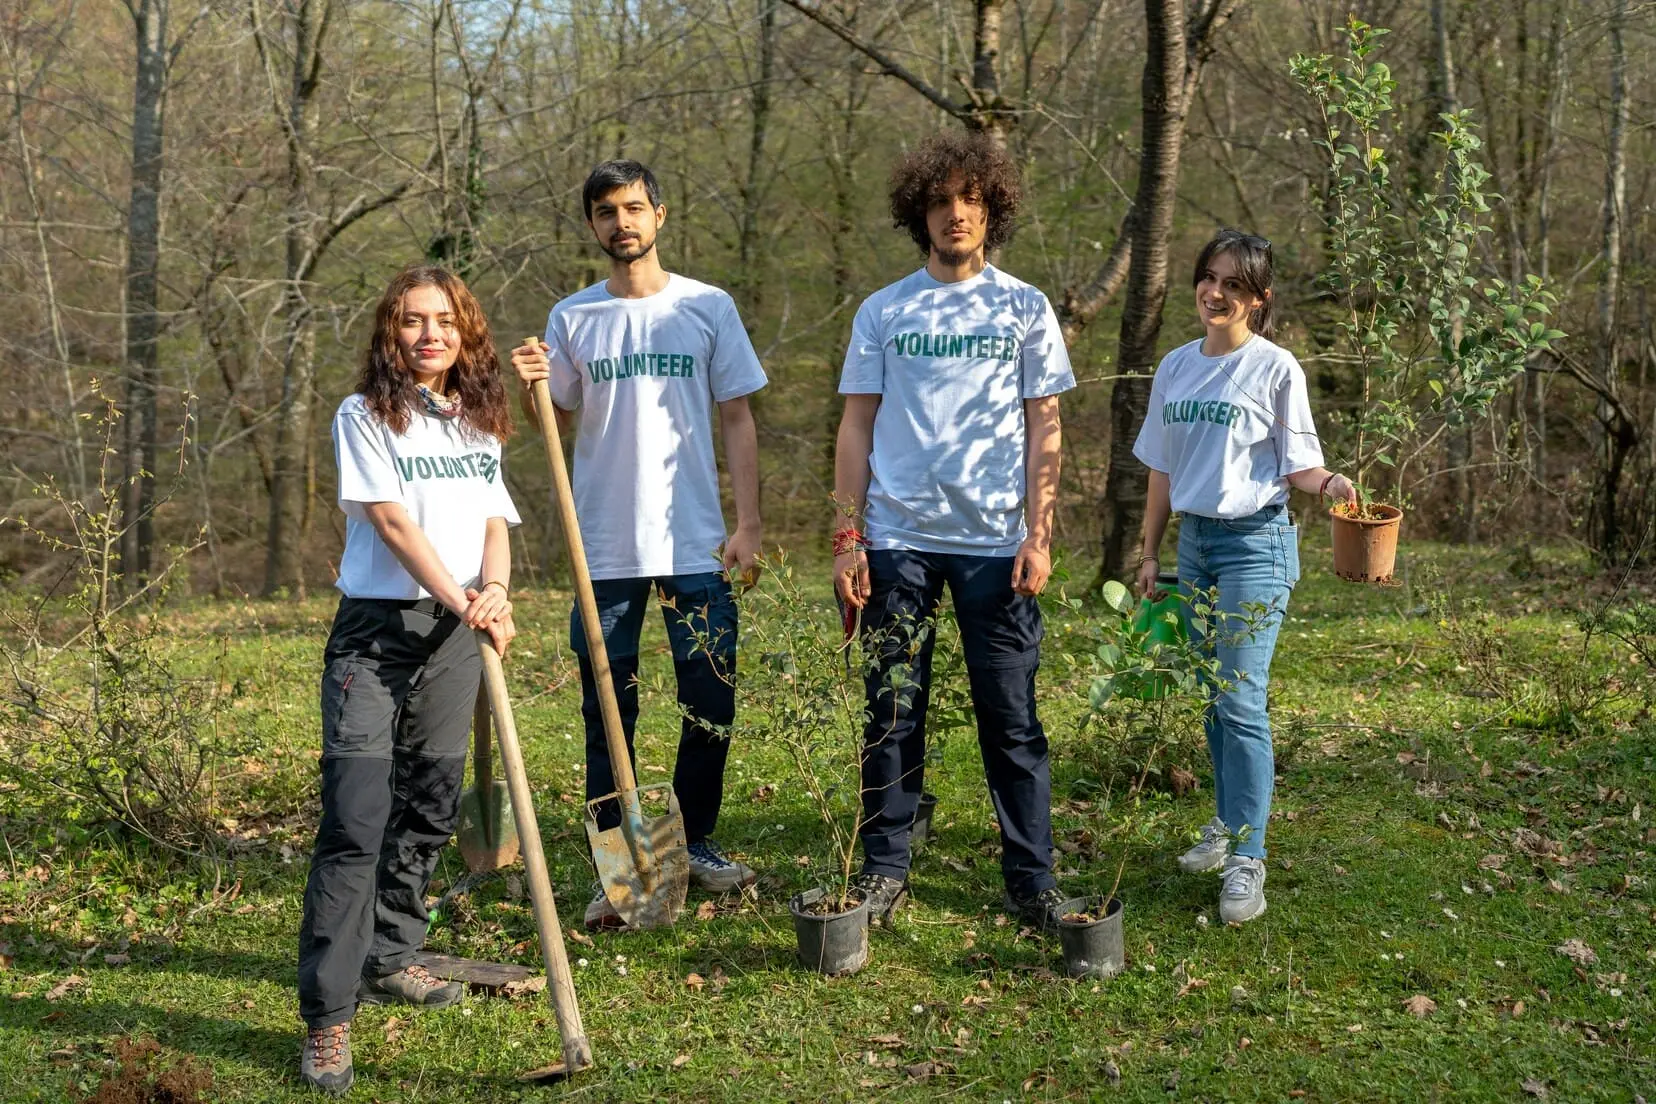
[1177, 817, 1231, 874]
[687, 839, 757, 892]
[1219, 856, 1267, 924]
[584, 885, 625, 931]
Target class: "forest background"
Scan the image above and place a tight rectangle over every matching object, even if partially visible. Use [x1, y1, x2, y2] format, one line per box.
[3, 0, 1652, 595]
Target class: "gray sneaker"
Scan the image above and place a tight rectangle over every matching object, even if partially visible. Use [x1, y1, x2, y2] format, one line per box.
[1177, 816, 1231, 874]
[359, 963, 463, 1008]
[1219, 855, 1267, 924]
[687, 839, 758, 892]
[584, 884, 625, 931]
[299, 1022, 353, 1095]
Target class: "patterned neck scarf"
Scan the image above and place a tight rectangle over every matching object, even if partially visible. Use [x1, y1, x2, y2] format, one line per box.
[416, 383, 462, 419]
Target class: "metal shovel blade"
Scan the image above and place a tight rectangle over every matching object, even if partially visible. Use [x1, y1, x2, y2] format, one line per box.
[457, 684, 519, 872]
[585, 783, 688, 930]
[458, 779, 519, 872]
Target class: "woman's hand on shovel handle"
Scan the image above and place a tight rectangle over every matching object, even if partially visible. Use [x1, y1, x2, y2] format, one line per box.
[463, 585, 511, 629]
[479, 612, 517, 657]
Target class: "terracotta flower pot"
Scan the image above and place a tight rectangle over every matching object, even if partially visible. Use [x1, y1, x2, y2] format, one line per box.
[1329, 503, 1403, 583]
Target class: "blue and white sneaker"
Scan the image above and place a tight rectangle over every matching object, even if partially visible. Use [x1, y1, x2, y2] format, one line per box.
[687, 839, 757, 892]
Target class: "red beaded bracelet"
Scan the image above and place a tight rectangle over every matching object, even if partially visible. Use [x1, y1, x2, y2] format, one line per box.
[832, 528, 870, 556]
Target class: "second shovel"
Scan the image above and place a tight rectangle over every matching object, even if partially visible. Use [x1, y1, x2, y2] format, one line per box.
[527, 357, 687, 929]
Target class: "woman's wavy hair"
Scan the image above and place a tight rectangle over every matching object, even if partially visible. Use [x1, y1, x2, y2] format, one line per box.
[357, 265, 513, 441]
[1193, 230, 1276, 341]
[889, 131, 1023, 255]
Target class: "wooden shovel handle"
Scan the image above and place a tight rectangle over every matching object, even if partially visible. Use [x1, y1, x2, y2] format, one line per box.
[527, 366, 636, 794]
[476, 634, 593, 1072]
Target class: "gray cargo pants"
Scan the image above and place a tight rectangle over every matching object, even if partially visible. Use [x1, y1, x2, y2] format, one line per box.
[297, 597, 479, 1029]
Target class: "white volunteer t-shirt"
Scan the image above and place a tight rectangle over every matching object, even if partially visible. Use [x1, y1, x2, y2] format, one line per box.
[544, 274, 767, 580]
[332, 394, 521, 599]
[1131, 335, 1324, 518]
[839, 265, 1075, 554]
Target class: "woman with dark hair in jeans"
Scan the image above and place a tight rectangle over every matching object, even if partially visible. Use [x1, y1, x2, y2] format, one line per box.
[297, 264, 519, 1094]
[1131, 230, 1355, 924]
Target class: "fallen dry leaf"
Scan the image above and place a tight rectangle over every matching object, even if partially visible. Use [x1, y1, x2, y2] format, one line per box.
[103, 953, 130, 967]
[501, 975, 547, 1000]
[696, 900, 717, 921]
[866, 1033, 905, 1049]
[1477, 854, 1508, 870]
[1175, 977, 1209, 999]
[685, 973, 705, 991]
[44, 976, 85, 1002]
[753, 784, 776, 802]
[1554, 939, 1597, 966]
[1403, 994, 1437, 1018]
[567, 928, 594, 947]
[961, 994, 992, 1009]
[671, 1054, 690, 1071]
[383, 1016, 406, 1043]
[907, 1061, 940, 1080]
[1521, 1078, 1548, 1098]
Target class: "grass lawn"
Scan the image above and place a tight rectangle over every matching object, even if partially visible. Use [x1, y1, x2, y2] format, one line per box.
[1, 535, 1652, 1102]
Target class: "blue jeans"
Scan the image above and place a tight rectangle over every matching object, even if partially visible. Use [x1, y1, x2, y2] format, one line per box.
[1177, 506, 1299, 859]
[570, 572, 737, 843]
[858, 550, 1054, 896]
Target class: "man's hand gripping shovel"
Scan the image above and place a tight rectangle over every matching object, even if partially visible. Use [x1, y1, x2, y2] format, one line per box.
[526, 349, 688, 930]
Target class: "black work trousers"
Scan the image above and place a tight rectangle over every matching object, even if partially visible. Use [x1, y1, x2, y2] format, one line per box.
[297, 597, 478, 1029]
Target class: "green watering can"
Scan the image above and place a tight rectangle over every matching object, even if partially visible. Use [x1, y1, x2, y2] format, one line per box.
[1131, 571, 1185, 700]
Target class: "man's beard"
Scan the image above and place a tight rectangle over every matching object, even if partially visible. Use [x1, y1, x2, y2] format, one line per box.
[600, 233, 655, 262]
[932, 238, 980, 266]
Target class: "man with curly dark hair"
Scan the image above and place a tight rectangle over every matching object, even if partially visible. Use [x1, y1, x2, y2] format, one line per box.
[831, 132, 1075, 932]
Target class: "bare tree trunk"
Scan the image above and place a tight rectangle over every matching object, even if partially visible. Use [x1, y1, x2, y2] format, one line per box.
[1093, 0, 1243, 585]
[1594, 0, 1631, 560]
[5, 23, 87, 500]
[1531, 1, 1567, 488]
[121, 0, 169, 584]
[737, 0, 779, 316]
[260, 0, 329, 597]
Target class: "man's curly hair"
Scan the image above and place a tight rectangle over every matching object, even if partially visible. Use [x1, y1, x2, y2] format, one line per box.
[889, 131, 1023, 255]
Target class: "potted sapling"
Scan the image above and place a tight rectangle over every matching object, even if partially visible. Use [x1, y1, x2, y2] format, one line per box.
[1058, 580, 1259, 979]
[725, 555, 925, 975]
[1292, 19, 1563, 582]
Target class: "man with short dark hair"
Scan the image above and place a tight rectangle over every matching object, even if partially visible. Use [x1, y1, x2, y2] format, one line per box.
[512, 160, 766, 929]
[832, 132, 1073, 930]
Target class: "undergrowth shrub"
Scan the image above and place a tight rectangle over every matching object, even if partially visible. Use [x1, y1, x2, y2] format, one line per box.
[0, 400, 242, 855]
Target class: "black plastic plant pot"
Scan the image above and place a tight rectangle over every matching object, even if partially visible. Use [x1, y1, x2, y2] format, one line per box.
[910, 792, 940, 846]
[789, 887, 870, 976]
[1056, 895, 1124, 981]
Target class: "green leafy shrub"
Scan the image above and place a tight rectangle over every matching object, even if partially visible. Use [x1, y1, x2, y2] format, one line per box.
[1290, 18, 1564, 507]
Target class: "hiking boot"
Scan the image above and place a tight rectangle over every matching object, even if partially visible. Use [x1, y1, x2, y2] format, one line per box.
[584, 885, 625, 931]
[299, 1022, 353, 1095]
[1219, 856, 1267, 924]
[1177, 816, 1231, 874]
[1003, 884, 1068, 932]
[849, 871, 908, 927]
[687, 839, 758, 892]
[359, 963, 463, 1009]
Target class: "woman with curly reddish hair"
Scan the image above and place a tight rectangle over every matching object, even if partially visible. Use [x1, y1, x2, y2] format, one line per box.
[296, 265, 519, 1095]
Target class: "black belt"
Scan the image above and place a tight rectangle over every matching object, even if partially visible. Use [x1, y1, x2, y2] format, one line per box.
[343, 596, 454, 618]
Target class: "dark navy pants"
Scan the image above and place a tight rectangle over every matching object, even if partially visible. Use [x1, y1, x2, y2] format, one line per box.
[858, 550, 1055, 897]
[572, 572, 737, 843]
[298, 597, 478, 1029]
